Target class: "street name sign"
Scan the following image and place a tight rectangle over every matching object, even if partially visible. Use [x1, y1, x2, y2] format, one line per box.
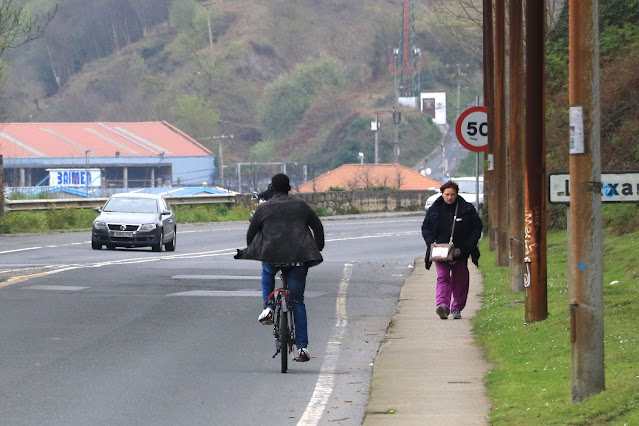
[456, 106, 488, 152]
[548, 172, 639, 204]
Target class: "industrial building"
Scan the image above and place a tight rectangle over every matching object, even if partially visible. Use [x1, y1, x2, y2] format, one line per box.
[0, 121, 216, 191]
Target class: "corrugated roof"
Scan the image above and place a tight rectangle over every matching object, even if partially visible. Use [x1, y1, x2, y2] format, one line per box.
[0, 121, 212, 159]
[297, 164, 442, 192]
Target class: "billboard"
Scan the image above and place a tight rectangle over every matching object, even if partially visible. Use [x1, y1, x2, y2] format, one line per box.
[420, 91, 447, 125]
[48, 169, 102, 187]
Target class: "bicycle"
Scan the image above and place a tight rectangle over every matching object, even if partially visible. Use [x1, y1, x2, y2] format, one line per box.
[266, 265, 296, 373]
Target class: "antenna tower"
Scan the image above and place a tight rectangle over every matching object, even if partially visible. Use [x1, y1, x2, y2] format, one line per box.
[389, 0, 423, 103]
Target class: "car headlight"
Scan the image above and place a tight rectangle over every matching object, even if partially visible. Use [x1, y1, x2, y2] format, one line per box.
[139, 223, 157, 231]
[93, 221, 107, 230]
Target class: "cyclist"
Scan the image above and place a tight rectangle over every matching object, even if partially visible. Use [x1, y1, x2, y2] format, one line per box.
[235, 173, 324, 362]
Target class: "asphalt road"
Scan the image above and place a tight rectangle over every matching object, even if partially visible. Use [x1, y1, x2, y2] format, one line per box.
[0, 214, 426, 425]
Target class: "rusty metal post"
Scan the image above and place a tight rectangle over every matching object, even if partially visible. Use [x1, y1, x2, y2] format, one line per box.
[568, 0, 605, 403]
[508, 0, 525, 292]
[493, 0, 509, 266]
[524, 0, 548, 323]
[483, 0, 496, 252]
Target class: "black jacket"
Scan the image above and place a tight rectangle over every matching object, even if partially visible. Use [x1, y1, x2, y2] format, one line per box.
[421, 195, 482, 270]
[235, 193, 324, 267]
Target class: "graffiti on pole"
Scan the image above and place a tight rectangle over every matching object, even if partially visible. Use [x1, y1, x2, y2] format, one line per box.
[523, 206, 541, 288]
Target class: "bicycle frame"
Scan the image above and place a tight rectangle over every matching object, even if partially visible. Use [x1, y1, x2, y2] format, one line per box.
[267, 268, 296, 373]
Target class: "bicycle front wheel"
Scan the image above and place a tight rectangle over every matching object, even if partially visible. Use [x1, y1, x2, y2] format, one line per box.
[280, 308, 289, 373]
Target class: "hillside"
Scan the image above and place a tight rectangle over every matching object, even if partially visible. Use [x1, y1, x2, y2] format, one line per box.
[3, 0, 637, 183]
[1, 0, 483, 182]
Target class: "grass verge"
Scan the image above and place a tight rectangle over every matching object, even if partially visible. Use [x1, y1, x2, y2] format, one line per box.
[0, 204, 252, 234]
[474, 229, 639, 424]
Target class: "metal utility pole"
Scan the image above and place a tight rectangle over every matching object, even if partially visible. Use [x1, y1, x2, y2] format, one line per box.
[524, 0, 548, 323]
[197, 134, 233, 183]
[198, 1, 216, 56]
[373, 113, 380, 164]
[85, 150, 90, 197]
[494, 0, 509, 266]
[482, 0, 495, 251]
[509, 0, 525, 292]
[448, 63, 468, 119]
[392, 107, 401, 164]
[568, 0, 605, 403]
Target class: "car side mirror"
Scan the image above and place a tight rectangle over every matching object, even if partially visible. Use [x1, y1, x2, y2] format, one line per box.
[161, 209, 171, 215]
[94, 207, 102, 213]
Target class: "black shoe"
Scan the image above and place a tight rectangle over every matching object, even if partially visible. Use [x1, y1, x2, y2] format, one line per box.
[436, 305, 448, 319]
[452, 309, 462, 319]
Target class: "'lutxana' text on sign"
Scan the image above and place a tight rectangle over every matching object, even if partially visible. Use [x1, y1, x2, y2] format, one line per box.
[548, 172, 639, 204]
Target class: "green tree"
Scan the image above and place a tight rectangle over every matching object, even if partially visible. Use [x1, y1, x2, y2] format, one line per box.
[171, 93, 220, 144]
[256, 55, 348, 139]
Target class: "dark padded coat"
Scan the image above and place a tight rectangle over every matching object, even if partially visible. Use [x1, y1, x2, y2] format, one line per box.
[421, 195, 482, 270]
[235, 193, 324, 267]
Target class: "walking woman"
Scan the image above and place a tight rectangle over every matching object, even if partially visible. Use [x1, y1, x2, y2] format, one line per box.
[421, 180, 483, 319]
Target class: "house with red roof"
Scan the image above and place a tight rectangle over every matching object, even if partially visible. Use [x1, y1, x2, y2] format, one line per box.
[296, 163, 441, 193]
[0, 121, 214, 188]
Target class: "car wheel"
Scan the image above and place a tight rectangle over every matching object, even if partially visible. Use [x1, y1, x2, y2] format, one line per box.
[152, 231, 163, 252]
[165, 231, 176, 252]
[92, 240, 102, 250]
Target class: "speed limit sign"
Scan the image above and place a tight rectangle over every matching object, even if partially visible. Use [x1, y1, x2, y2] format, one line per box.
[456, 106, 488, 152]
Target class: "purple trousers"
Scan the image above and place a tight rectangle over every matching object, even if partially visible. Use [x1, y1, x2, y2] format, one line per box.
[434, 259, 470, 313]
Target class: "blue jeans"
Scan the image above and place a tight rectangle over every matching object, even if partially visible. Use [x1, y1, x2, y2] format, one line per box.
[261, 262, 309, 349]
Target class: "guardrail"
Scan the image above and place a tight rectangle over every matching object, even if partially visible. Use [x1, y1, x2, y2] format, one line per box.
[3, 194, 238, 212]
[3, 190, 432, 215]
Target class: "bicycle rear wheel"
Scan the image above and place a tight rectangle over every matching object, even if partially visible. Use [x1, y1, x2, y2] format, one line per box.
[280, 307, 289, 373]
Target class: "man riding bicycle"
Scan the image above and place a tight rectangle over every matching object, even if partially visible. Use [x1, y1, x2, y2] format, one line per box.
[235, 173, 324, 362]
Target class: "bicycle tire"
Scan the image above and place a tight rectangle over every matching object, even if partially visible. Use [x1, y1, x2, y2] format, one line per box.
[280, 306, 289, 373]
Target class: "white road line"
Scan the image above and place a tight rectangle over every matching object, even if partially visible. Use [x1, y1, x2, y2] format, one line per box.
[0, 247, 42, 255]
[0, 230, 415, 258]
[0, 249, 237, 287]
[298, 262, 352, 426]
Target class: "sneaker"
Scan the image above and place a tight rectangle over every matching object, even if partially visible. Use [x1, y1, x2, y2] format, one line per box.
[452, 309, 462, 319]
[436, 304, 449, 320]
[258, 307, 274, 324]
[294, 348, 310, 362]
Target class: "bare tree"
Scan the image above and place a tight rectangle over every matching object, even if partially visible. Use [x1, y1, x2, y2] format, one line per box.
[0, 0, 56, 56]
[424, 0, 565, 34]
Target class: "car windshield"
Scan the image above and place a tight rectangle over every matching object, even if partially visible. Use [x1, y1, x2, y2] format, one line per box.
[104, 197, 158, 214]
[456, 180, 483, 194]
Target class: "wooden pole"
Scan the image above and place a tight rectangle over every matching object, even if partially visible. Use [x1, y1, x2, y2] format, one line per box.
[524, 0, 548, 323]
[508, 0, 525, 292]
[568, 0, 605, 403]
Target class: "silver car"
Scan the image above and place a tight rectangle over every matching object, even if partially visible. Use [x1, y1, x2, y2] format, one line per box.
[92, 193, 177, 252]
[425, 177, 484, 212]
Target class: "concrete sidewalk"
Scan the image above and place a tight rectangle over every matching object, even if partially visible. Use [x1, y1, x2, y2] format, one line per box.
[363, 258, 491, 425]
